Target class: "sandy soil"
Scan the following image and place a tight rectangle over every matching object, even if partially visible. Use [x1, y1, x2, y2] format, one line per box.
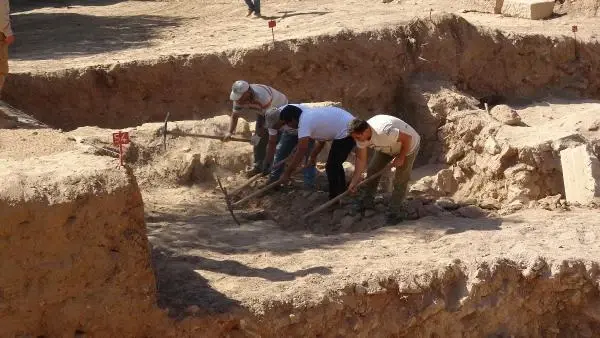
[145, 185, 600, 314]
[3, 0, 600, 335]
[0, 129, 75, 159]
[8, 0, 600, 73]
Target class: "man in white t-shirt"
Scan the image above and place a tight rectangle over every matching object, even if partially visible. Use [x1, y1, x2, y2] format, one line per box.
[347, 115, 421, 224]
[277, 104, 356, 199]
[225, 80, 288, 176]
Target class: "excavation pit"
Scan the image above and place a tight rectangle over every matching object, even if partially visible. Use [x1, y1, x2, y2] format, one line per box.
[2, 3, 600, 337]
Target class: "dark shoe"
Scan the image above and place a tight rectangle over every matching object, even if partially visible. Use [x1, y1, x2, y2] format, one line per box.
[253, 11, 261, 17]
[245, 167, 261, 178]
[385, 211, 406, 225]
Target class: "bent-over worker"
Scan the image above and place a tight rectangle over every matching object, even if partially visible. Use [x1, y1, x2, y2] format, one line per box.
[277, 104, 356, 199]
[264, 105, 316, 188]
[347, 115, 420, 224]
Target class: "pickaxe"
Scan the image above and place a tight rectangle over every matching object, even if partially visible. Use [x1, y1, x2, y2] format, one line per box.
[215, 175, 241, 225]
[303, 165, 392, 220]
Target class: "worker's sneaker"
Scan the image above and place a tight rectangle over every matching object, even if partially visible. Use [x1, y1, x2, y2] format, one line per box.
[246, 9, 254, 16]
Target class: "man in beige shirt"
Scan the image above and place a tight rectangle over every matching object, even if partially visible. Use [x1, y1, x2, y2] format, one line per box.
[0, 0, 14, 96]
[348, 115, 421, 224]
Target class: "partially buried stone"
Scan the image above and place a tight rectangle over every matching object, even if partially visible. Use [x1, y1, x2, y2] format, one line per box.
[435, 198, 458, 210]
[456, 205, 487, 218]
[340, 215, 358, 231]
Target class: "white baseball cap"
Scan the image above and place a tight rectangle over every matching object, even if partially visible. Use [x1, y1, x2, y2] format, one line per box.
[230, 80, 250, 101]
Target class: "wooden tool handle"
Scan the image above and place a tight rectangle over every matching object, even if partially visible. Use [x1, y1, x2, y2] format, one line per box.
[232, 180, 281, 207]
[169, 131, 251, 143]
[230, 173, 262, 196]
[303, 166, 391, 219]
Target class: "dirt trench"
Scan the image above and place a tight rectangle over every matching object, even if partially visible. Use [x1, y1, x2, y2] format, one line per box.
[3, 11, 600, 338]
[5, 13, 600, 131]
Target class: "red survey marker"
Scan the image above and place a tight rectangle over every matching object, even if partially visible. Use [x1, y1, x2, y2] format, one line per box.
[112, 131, 130, 166]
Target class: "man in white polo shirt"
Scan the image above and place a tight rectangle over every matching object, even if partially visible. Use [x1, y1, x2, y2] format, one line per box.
[347, 115, 420, 224]
[225, 80, 288, 176]
[277, 104, 356, 199]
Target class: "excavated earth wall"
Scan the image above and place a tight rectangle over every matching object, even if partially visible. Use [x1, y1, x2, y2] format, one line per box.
[4, 14, 600, 130]
[0, 152, 163, 337]
[3, 11, 600, 338]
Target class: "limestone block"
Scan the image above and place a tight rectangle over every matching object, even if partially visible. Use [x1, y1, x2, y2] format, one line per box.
[502, 0, 555, 20]
[560, 145, 600, 204]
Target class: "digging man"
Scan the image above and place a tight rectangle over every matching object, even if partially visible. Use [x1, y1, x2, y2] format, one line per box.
[276, 104, 356, 199]
[264, 105, 316, 188]
[225, 80, 288, 177]
[347, 115, 420, 224]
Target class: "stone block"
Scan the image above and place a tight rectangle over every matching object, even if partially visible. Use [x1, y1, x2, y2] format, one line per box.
[502, 0, 555, 20]
[560, 145, 600, 204]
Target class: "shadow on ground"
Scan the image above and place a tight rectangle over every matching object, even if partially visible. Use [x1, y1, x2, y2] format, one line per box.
[11, 0, 136, 13]
[146, 202, 510, 256]
[260, 10, 331, 20]
[152, 246, 332, 316]
[152, 248, 241, 317]
[10, 12, 184, 60]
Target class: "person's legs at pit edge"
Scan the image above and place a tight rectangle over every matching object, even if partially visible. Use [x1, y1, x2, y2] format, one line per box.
[253, 0, 261, 16]
[325, 136, 355, 199]
[243, 0, 255, 14]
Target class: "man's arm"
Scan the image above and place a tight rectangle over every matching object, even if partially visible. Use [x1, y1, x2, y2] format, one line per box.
[348, 147, 368, 193]
[392, 131, 413, 167]
[263, 132, 278, 170]
[224, 111, 240, 141]
[306, 141, 326, 167]
[278, 137, 310, 183]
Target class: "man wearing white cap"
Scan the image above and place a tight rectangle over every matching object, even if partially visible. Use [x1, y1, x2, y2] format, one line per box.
[225, 80, 288, 177]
